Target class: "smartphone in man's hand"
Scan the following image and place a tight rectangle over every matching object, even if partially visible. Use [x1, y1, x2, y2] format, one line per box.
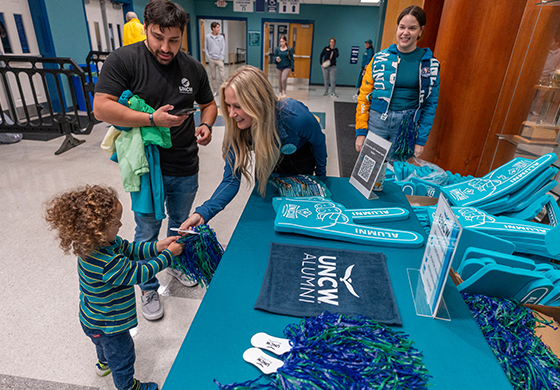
[168, 107, 198, 116]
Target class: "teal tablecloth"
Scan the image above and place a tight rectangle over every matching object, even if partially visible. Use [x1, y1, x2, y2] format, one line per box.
[162, 178, 512, 390]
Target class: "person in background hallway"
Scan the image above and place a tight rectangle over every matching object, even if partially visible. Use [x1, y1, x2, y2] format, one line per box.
[44, 185, 184, 390]
[353, 39, 374, 101]
[94, 0, 217, 322]
[320, 37, 339, 97]
[179, 65, 327, 231]
[123, 12, 146, 46]
[205, 22, 226, 97]
[274, 35, 295, 97]
[355, 5, 440, 162]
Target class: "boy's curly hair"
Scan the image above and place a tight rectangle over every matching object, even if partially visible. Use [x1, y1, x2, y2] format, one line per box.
[44, 185, 119, 257]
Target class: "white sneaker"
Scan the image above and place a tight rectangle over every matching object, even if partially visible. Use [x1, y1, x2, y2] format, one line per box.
[167, 267, 198, 287]
[141, 290, 163, 321]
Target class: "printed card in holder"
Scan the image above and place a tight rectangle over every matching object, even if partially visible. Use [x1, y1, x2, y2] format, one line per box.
[407, 194, 462, 321]
[350, 131, 392, 200]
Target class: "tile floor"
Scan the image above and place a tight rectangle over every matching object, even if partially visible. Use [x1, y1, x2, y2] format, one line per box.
[0, 66, 355, 389]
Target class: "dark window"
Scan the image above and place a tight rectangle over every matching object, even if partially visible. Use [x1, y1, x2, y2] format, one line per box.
[117, 24, 122, 47]
[14, 14, 29, 53]
[0, 13, 13, 54]
[94, 22, 102, 51]
[108, 23, 115, 51]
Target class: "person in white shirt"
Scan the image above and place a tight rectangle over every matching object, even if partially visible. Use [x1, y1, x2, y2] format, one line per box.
[205, 22, 226, 96]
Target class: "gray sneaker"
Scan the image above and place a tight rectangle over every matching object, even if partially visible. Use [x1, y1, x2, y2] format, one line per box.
[167, 267, 198, 288]
[141, 290, 163, 321]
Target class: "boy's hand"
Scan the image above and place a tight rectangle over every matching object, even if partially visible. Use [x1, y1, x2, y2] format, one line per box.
[157, 236, 180, 253]
[167, 241, 184, 257]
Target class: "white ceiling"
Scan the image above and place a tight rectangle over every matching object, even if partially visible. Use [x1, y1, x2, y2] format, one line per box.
[300, 0, 381, 6]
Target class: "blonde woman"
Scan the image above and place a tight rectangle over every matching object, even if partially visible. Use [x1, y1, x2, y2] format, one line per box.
[180, 65, 327, 229]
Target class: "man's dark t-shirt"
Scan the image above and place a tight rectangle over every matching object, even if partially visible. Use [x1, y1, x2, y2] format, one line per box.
[95, 41, 214, 176]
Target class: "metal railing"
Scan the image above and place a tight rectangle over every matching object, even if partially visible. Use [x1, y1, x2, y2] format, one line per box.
[0, 53, 108, 155]
[236, 48, 246, 64]
[84, 50, 110, 90]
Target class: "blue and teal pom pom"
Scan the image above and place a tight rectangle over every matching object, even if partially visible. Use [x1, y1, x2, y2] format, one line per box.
[171, 224, 224, 287]
[216, 311, 431, 389]
[463, 293, 560, 390]
[392, 111, 418, 162]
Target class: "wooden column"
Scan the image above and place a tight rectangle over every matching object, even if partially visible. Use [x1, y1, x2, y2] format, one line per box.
[421, 0, 527, 175]
[380, 0, 423, 51]
[420, 0, 444, 52]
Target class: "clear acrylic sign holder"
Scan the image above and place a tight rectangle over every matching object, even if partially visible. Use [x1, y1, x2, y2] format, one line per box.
[407, 194, 462, 321]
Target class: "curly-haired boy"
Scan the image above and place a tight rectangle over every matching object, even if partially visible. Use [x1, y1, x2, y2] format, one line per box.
[45, 185, 183, 390]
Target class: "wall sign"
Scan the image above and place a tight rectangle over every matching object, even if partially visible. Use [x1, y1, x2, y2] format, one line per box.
[350, 45, 359, 64]
[256, 0, 265, 12]
[268, 0, 277, 12]
[234, 0, 254, 12]
[279, 0, 299, 14]
[249, 31, 261, 46]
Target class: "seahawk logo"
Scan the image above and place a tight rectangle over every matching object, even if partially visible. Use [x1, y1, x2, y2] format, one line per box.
[340, 264, 359, 298]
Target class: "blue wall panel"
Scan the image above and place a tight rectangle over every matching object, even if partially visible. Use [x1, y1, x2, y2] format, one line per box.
[43, 0, 90, 62]
[189, 1, 380, 86]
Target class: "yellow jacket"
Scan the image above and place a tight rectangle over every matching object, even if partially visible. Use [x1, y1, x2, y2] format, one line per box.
[123, 18, 146, 46]
[355, 59, 374, 133]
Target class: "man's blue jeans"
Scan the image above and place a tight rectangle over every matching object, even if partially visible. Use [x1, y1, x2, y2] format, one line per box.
[134, 173, 198, 292]
[81, 323, 136, 390]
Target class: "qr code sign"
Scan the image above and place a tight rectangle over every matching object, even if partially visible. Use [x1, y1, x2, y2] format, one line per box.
[358, 155, 376, 182]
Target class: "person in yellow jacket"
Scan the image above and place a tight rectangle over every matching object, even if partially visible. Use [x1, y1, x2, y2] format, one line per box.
[123, 12, 146, 46]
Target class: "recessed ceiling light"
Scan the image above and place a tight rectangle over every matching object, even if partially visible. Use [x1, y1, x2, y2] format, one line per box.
[360, 0, 380, 3]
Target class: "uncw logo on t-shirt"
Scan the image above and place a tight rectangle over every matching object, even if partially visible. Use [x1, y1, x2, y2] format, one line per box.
[179, 78, 193, 94]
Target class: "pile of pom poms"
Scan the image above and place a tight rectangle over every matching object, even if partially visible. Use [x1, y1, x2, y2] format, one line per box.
[171, 224, 224, 287]
[268, 174, 331, 198]
[462, 293, 560, 390]
[216, 311, 431, 389]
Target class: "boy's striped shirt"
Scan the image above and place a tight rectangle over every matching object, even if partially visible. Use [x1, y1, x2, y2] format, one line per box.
[78, 236, 173, 334]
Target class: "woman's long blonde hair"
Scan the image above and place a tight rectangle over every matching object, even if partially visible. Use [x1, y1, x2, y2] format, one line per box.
[220, 65, 281, 196]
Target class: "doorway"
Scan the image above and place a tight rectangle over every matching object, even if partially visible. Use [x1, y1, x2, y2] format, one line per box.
[84, 0, 124, 52]
[263, 20, 314, 84]
[198, 17, 247, 71]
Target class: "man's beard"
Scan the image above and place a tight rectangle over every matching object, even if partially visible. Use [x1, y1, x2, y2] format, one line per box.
[146, 39, 175, 65]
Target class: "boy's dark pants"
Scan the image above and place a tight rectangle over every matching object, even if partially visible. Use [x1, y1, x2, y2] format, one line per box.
[82, 323, 136, 390]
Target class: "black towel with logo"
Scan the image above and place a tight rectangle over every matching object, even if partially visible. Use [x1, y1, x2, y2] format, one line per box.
[254, 242, 402, 326]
